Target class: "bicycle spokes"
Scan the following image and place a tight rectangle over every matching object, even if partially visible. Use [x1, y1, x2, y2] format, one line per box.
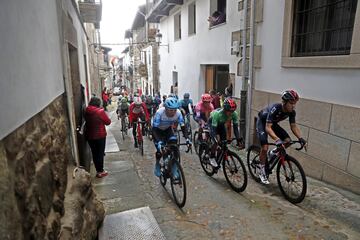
[277, 157, 307, 203]
[223, 153, 247, 192]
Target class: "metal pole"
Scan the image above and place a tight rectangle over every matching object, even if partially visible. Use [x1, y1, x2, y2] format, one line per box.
[239, 0, 248, 142]
[246, 0, 256, 148]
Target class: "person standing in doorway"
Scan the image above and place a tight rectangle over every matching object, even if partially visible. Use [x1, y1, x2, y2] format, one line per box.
[85, 96, 111, 178]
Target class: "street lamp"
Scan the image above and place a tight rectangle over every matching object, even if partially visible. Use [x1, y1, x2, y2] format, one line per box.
[155, 30, 169, 53]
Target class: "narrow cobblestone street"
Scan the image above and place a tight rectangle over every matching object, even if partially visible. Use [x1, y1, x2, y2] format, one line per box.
[93, 110, 360, 239]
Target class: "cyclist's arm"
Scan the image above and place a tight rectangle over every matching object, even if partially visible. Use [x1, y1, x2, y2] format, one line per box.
[230, 112, 240, 139]
[290, 123, 302, 139]
[128, 104, 135, 124]
[142, 103, 150, 121]
[177, 111, 189, 139]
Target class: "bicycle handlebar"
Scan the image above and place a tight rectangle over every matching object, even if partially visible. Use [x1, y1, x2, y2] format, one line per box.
[268, 140, 305, 151]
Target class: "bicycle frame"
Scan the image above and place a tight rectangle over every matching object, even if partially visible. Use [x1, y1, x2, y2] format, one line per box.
[161, 143, 191, 174]
[266, 141, 304, 174]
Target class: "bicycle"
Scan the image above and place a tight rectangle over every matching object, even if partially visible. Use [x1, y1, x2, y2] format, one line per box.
[184, 113, 192, 141]
[247, 141, 307, 203]
[135, 119, 146, 156]
[198, 138, 248, 192]
[158, 139, 192, 208]
[193, 123, 210, 156]
[120, 113, 129, 140]
[143, 121, 153, 141]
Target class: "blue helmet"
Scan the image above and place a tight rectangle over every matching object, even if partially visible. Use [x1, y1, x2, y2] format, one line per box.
[164, 97, 179, 109]
[183, 93, 190, 98]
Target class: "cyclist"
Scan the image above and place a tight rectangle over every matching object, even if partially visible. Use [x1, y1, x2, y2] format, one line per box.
[129, 97, 150, 148]
[256, 90, 307, 184]
[145, 95, 155, 118]
[194, 93, 214, 128]
[116, 97, 129, 120]
[208, 98, 243, 167]
[152, 97, 191, 177]
[179, 93, 194, 115]
[154, 94, 161, 111]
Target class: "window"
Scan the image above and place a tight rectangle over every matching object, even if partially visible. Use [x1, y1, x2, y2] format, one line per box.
[174, 13, 181, 40]
[209, 0, 227, 27]
[292, 0, 358, 57]
[282, 0, 360, 68]
[188, 2, 196, 35]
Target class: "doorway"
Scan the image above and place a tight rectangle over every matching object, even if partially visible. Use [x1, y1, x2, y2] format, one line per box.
[205, 65, 229, 94]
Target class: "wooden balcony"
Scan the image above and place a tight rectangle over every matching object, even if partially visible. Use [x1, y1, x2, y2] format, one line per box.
[78, 0, 102, 28]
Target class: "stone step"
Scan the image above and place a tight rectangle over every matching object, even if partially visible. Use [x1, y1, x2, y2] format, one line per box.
[98, 206, 166, 240]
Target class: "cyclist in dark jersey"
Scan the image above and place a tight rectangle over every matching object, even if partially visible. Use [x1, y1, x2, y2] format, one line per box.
[256, 90, 307, 184]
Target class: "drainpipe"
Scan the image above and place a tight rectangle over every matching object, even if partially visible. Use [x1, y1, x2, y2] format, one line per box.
[240, 0, 248, 143]
[246, 0, 255, 148]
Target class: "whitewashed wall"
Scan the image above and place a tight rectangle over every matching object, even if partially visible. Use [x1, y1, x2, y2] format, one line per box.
[255, 0, 360, 108]
[0, 0, 91, 140]
[158, 0, 242, 100]
[0, 0, 64, 140]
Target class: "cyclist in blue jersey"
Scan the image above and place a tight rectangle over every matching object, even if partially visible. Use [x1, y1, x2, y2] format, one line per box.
[256, 90, 307, 184]
[152, 97, 191, 177]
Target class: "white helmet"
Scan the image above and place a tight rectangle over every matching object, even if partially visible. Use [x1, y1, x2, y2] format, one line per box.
[133, 96, 142, 105]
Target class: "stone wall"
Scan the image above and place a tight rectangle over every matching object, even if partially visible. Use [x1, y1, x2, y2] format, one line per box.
[250, 90, 360, 194]
[0, 95, 104, 239]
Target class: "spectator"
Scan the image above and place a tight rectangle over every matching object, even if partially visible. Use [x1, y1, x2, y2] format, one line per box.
[209, 90, 221, 109]
[85, 97, 111, 178]
[208, 11, 226, 27]
[225, 83, 233, 97]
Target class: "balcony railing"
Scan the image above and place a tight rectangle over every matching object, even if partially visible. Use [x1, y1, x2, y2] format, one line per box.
[78, 0, 102, 28]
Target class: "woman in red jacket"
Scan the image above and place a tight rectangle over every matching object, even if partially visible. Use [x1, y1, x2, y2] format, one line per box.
[85, 97, 111, 178]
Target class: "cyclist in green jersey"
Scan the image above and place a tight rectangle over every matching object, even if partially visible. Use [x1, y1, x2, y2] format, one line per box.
[208, 98, 243, 167]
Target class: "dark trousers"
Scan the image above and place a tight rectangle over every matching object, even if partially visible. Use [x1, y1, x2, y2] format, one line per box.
[87, 138, 106, 173]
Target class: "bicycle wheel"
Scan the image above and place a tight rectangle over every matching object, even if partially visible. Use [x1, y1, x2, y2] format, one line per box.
[139, 140, 144, 156]
[159, 167, 167, 187]
[193, 131, 200, 155]
[121, 118, 126, 140]
[177, 130, 181, 144]
[276, 155, 307, 204]
[199, 144, 215, 176]
[170, 159, 187, 208]
[247, 145, 261, 182]
[223, 151, 248, 192]
[187, 123, 192, 142]
[123, 116, 129, 136]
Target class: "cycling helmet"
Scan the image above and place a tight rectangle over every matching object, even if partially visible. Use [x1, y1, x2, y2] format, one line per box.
[183, 93, 190, 98]
[281, 90, 299, 102]
[164, 97, 179, 109]
[133, 96, 142, 105]
[201, 93, 212, 102]
[223, 98, 237, 112]
[121, 97, 128, 103]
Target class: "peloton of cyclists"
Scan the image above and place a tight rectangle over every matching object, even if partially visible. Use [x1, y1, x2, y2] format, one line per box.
[256, 90, 307, 184]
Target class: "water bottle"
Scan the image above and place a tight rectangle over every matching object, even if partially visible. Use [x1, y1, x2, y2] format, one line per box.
[267, 149, 277, 165]
[159, 158, 165, 169]
[164, 155, 170, 170]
